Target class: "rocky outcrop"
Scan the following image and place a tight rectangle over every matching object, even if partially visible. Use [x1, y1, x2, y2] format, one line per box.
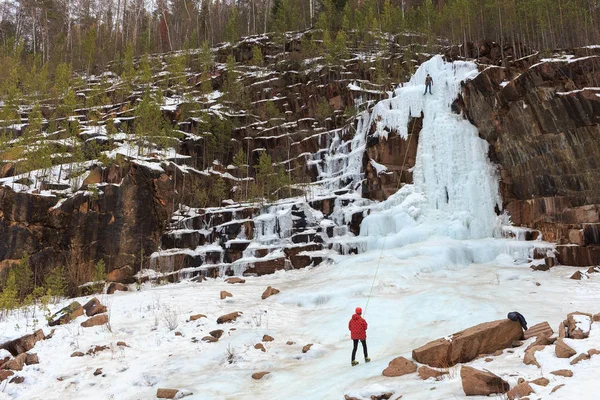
[49, 302, 84, 326]
[463, 55, 600, 265]
[460, 366, 509, 396]
[412, 319, 523, 367]
[0, 329, 45, 356]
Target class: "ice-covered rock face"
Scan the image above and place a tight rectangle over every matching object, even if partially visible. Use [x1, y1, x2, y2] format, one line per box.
[360, 55, 503, 247]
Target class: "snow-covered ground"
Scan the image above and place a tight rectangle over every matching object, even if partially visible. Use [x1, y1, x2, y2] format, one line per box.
[2, 56, 598, 399]
[0, 247, 599, 400]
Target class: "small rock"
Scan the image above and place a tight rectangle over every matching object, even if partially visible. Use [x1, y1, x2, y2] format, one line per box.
[484, 358, 493, 362]
[156, 388, 180, 399]
[93, 368, 103, 376]
[116, 341, 129, 347]
[594, 313, 600, 322]
[286, 341, 295, 345]
[382, 356, 417, 377]
[531, 263, 549, 271]
[225, 277, 245, 284]
[493, 350, 503, 356]
[81, 314, 109, 328]
[525, 334, 555, 351]
[217, 312, 241, 324]
[529, 377, 549, 387]
[71, 351, 85, 357]
[551, 369, 573, 377]
[535, 282, 541, 286]
[0, 371, 14, 382]
[189, 314, 206, 321]
[202, 336, 218, 343]
[82, 297, 107, 317]
[507, 382, 534, 400]
[523, 321, 554, 340]
[261, 286, 280, 300]
[25, 353, 39, 365]
[518, 378, 525, 384]
[252, 371, 270, 380]
[417, 365, 447, 380]
[262, 335, 274, 342]
[511, 341, 524, 347]
[9, 376, 24, 384]
[570, 271, 583, 280]
[86, 345, 109, 355]
[302, 344, 313, 353]
[558, 321, 566, 338]
[220, 290, 233, 300]
[107, 282, 128, 294]
[254, 343, 266, 352]
[555, 339, 577, 358]
[523, 345, 545, 368]
[566, 312, 592, 339]
[544, 257, 556, 268]
[551, 384, 565, 394]
[210, 329, 224, 339]
[570, 353, 590, 365]
[588, 348, 600, 356]
[174, 332, 182, 337]
[587, 266, 599, 274]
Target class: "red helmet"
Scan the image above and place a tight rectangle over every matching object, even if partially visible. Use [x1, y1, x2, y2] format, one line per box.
[355, 307, 362, 315]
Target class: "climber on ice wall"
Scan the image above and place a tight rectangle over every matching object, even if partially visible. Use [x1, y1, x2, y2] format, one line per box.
[349, 307, 370, 366]
[424, 73, 433, 95]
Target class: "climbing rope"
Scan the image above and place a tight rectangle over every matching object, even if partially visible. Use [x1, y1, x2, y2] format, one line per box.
[364, 115, 417, 315]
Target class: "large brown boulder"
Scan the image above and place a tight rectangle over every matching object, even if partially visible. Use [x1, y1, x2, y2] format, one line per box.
[412, 319, 523, 367]
[49, 302, 84, 326]
[566, 312, 592, 339]
[460, 366, 509, 396]
[555, 339, 577, 358]
[523, 321, 553, 340]
[0, 329, 45, 356]
[261, 286, 280, 299]
[216, 312, 241, 324]
[0, 371, 14, 382]
[83, 297, 107, 316]
[1, 353, 27, 371]
[382, 356, 417, 377]
[507, 382, 534, 400]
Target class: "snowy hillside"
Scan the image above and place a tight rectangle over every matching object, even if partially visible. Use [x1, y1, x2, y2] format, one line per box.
[1, 55, 599, 400]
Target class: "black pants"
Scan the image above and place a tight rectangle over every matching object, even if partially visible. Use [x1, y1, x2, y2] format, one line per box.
[424, 83, 432, 94]
[352, 339, 368, 361]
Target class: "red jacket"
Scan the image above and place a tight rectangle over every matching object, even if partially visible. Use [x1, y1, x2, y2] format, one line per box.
[348, 314, 368, 340]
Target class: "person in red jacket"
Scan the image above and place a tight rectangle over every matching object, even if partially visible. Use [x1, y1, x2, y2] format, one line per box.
[348, 307, 370, 366]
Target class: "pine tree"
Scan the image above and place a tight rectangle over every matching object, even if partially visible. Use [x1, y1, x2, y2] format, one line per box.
[0, 270, 18, 317]
[44, 267, 66, 301]
[93, 260, 106, 282]
[14, 253, 33, 300]
[251, 46, 264, 67]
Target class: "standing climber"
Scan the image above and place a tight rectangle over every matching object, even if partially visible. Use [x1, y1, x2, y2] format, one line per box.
[424, 73, 433, 95]
[348, 307, 370, 366]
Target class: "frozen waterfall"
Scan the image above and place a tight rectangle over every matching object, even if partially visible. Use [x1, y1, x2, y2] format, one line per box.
[360, 55, 505, 249]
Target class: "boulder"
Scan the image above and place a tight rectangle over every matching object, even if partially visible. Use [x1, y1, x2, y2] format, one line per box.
[555, 339, 577, 358]
[570, 353, 590, 365]
[116, 341, 129, 347]
[93, 368, 103, 376]
[220, 290, 233, 300]
[570, 271, 583, 280]
[525, 334, 555, 351]
[156, 388, 181, 398]
[86, 345, 109, 355]
[262, 335, 274, 342]
[302, 344, 313, 353]
[418, 366, 448, 380]
[558, 321, 567, 338]
[71, 352, 85, 357]
[523, 345, 545, 368]
[252, 371, 270, 380]
[217, 312, 241, 324]
[261, 286, 280, 300]
[551, 369, 573, 377]
[0, 371, 14, 382]
[225, 277, 245, 284]
[189, 314, 206, 321]
[2, 353, 27, 371]
[9, 376, 24, 384]
[106, 265, 135, 283]
[412, 319, 523, 367]
[286, 341, 295, 345]
[507, 382, 534, 400]
[25, 353, 39, 365]
[530, 377, 549, 387]
[588, 348, 600, 356]
[382, 356, 417, 377]
[522, 321, 553, 340]
[254, 343, 266, 352]
[209, 329, 224, 339]
[0, 329, 45, 356]
[460, 366, 509, 396]
[48, 302, 84, 326]
[83, 297, 107, 317]
[566, 312, 592, 339]
[202, 336, 218, 343]
[107, 282, 129, 294]
[594, 313, 600, 322]
[81, 314, 109, 328]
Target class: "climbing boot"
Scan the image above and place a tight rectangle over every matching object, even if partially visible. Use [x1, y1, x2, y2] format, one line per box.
[351, 360, 359, 366]
[365, 357, 371, 363]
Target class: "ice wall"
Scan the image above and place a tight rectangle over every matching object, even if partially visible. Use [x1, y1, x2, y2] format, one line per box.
[360, 55, 504, 248]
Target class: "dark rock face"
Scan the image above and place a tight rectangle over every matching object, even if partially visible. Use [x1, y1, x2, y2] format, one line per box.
[463, 55, 600, 265]
[0, 162, 211, 286]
